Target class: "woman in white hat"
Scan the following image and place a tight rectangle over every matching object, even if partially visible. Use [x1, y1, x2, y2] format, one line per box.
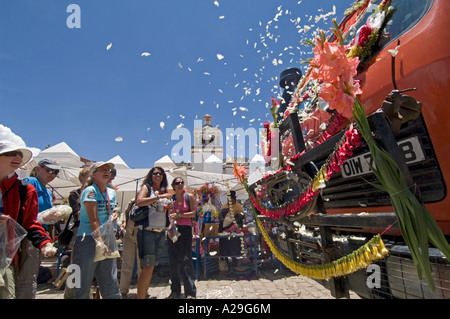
[71, 161, 121, 299]
[0, 141, 55, 299]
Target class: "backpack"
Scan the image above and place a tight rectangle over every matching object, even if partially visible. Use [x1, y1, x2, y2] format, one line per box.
[17, 180, 28, 227]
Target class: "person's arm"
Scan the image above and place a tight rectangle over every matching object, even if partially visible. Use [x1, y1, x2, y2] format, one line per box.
[21, 185, 55, 256]
[135, 184, 171, 206]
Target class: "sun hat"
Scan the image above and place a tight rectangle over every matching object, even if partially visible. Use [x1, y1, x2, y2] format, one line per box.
[38, 158, 62, 170]
[0, 140, 33, 167]
[89, 161, 115, 175]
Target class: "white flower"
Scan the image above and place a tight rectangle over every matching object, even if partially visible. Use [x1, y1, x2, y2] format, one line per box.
[367, 11, 385, 30]
[388, 45, 400, 57]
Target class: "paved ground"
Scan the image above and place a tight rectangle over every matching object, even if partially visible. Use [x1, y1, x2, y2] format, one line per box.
[36, 258, 360, 300]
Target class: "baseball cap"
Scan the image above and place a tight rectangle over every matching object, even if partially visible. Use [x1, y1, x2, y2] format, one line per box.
[0, 140, 33, 167]
[38, 158, 62, 170]
[89, 161, 115, 175]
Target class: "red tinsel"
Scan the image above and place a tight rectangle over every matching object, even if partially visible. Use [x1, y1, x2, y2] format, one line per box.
[253, 125, 362, 219]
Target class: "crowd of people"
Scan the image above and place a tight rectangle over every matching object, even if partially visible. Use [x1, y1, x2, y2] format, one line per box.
[0, 140, 250, 299]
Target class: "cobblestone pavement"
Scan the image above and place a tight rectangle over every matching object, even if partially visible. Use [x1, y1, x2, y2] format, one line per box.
[36, 260, 360, 300]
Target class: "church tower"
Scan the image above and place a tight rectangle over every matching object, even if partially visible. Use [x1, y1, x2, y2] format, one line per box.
[191, 114, 224, 171]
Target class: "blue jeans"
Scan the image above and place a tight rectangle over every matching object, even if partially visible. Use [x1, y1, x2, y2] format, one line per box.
[137, 229, 166, 267]
[72, 235, 121, 299]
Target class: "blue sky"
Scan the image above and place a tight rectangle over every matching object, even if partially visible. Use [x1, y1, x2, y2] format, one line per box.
[0, 0, 352, 168]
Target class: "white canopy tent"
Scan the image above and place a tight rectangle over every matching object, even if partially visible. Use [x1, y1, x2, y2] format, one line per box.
[33, 142, 86, 169]
[154, 155, 177, 170]
[107, 155, 129, 169]
[203, 154, 222, 174]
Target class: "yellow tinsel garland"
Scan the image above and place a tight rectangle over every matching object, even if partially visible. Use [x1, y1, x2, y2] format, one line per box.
[254, 207, 389, 280]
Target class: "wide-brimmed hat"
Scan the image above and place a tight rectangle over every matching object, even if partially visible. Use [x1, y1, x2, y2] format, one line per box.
[89, 161, 115, 175]
[38, 158, 61, 170]
[0, 140, 33, 167]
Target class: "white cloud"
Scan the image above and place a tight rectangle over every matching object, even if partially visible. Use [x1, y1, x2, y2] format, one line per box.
[0, 124, 40, 156]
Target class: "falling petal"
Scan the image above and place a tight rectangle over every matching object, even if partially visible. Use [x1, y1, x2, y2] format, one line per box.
[214, 0, 219, 7]
[106, 42, 112, 50]
[115, 137, 123, 142]
[141, 52, 151, 56]
[141, 140, 148, 143]
[217, 53, 224, 60]
[160, 122, 165, 130]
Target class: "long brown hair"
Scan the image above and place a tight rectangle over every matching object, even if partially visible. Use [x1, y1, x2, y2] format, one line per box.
[142, 166, 168, 192]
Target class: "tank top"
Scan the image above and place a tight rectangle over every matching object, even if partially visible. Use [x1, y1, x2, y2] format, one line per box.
[173, 194, 192, 226]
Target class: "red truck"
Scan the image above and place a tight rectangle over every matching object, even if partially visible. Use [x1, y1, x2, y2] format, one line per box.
[253, 0, 450, 298]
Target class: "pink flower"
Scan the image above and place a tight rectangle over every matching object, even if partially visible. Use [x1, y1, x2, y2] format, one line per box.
[319, 82, 355, 119]
[312, 41, 349, 83]
[233, 161, 247, 183]
[357, 25, 374, 47]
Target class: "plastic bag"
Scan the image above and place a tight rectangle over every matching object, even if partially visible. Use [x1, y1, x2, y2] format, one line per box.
[38, 205, 72, 225]
[0, 214, 27, 273]
[92, 217, 120, 262]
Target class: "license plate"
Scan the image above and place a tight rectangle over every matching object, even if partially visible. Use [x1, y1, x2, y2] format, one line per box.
[341, 136, 425, 178]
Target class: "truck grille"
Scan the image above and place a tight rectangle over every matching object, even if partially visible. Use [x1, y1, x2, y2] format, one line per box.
[319, 116, 446, 209]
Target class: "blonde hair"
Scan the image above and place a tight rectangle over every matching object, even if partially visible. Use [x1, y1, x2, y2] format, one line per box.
[29, 166, 38, 177]
[78, 167, 90, 183]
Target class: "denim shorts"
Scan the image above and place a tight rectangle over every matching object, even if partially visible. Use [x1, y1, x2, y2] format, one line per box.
[137, 229, 166, 267]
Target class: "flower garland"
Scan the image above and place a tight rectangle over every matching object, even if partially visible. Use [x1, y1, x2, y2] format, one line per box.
[344, 0, 371, 17]
[223, 180, 246, 255]
[346, 0, 394, 61]
[235, 124, 362, 220]
[235, 161, 389, 280]
[252, 206, 388, 280]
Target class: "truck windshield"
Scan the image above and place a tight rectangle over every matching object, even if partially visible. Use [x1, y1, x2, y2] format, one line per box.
[343, 0, 433, 50]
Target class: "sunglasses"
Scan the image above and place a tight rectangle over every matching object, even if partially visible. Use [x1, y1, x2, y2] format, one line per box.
[174, 181, 184, 185]
[152, 172, 163, 176]
[45, 168, 59, 175]
[1, 150, 23, 158]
